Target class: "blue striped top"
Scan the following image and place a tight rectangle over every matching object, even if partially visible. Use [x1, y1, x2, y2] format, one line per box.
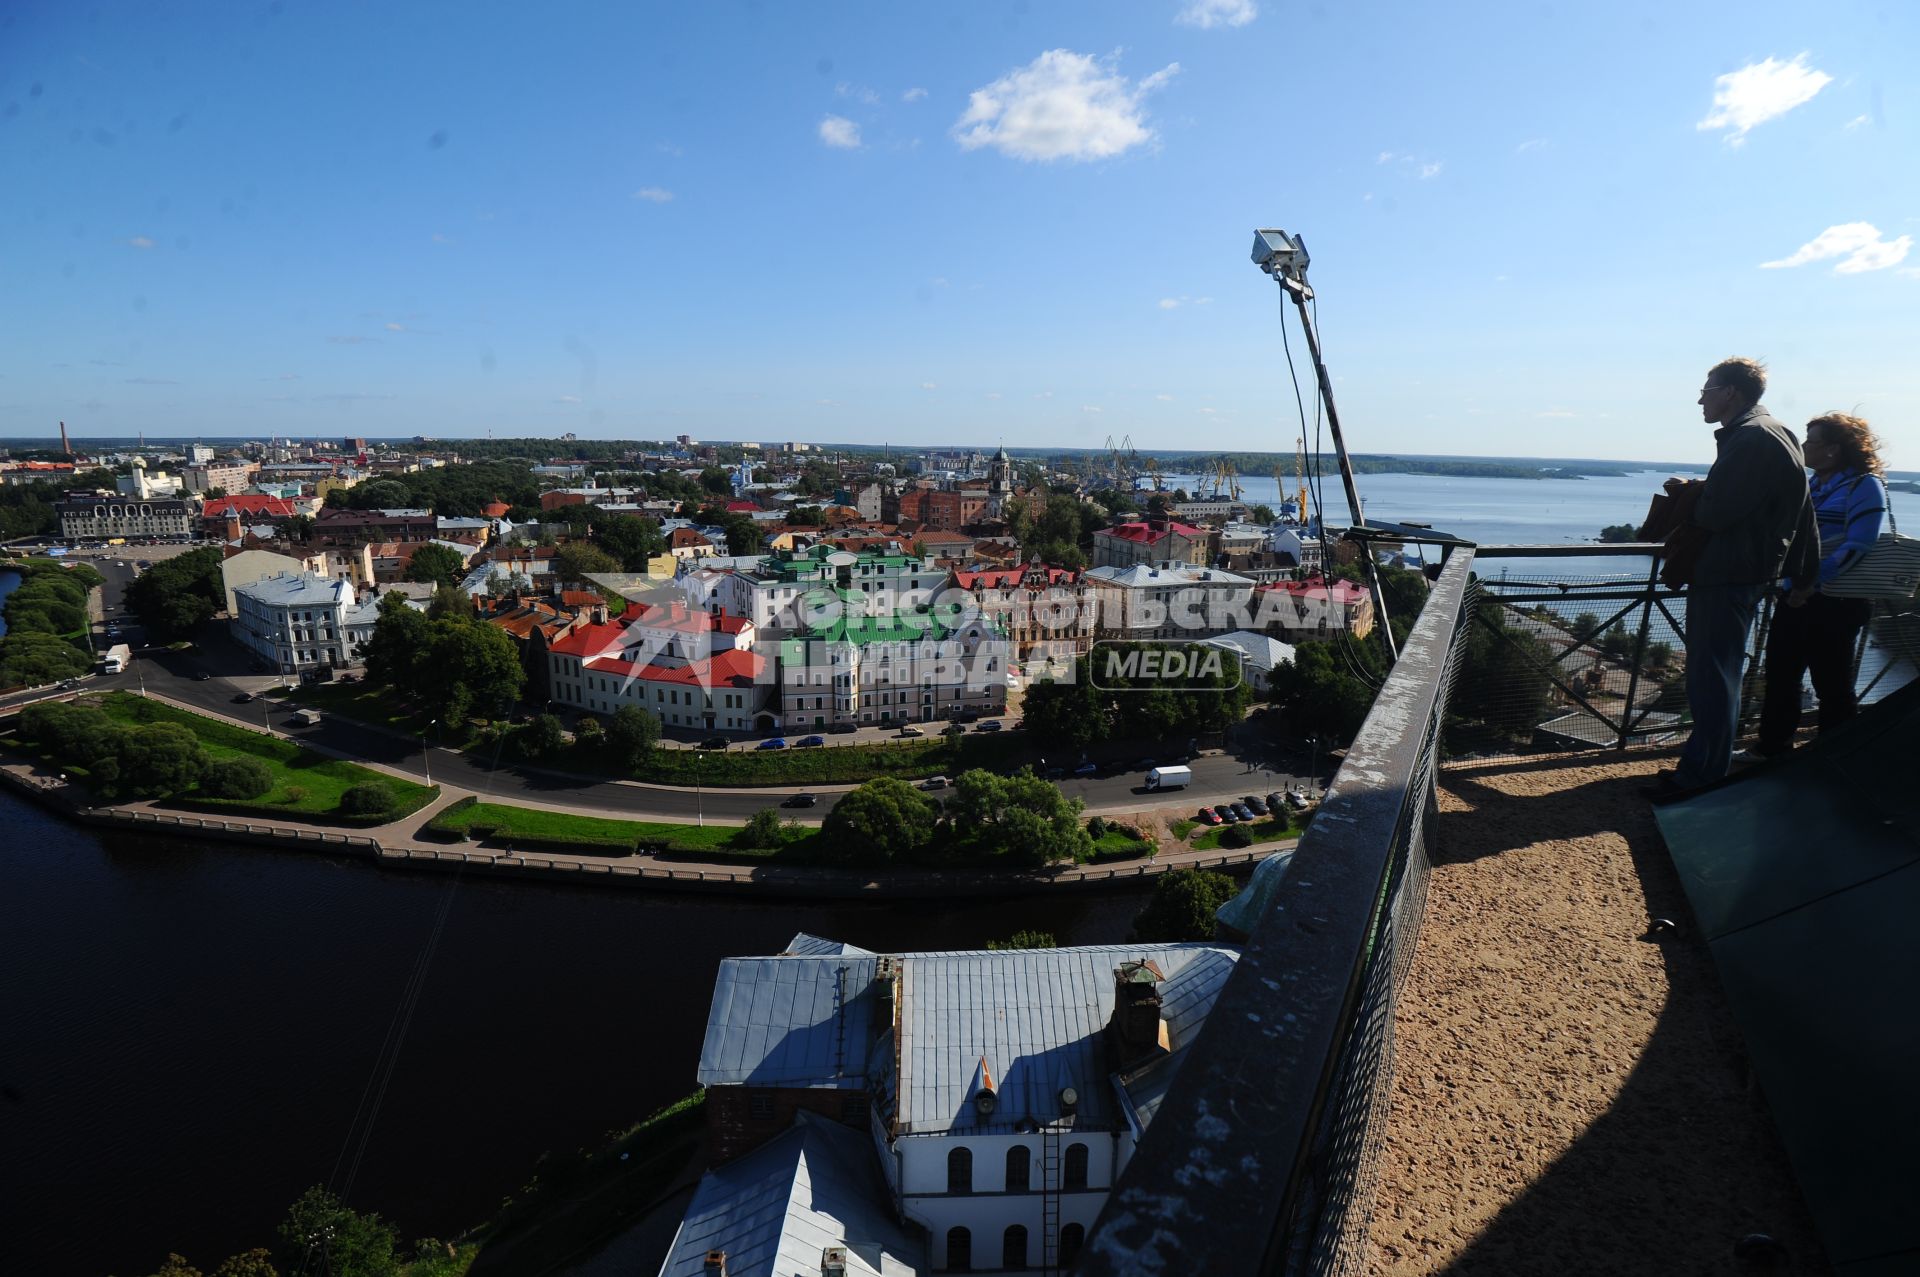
[1810, 468, 1889, 586]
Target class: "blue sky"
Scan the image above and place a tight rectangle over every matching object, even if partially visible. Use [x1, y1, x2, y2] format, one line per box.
[3, 1, 1914, 465]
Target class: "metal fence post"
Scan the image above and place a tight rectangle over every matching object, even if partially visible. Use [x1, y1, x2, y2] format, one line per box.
[1616, 556, 1660, 750]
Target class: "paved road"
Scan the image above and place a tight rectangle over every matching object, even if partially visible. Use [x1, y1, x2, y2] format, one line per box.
[74, 555, 1328, 824]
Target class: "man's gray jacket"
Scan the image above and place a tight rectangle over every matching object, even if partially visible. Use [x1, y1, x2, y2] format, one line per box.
[1691, 405, 1818, 588]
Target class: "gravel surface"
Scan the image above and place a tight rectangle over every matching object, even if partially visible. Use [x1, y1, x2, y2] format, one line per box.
[1361, 750, 1829, 1276]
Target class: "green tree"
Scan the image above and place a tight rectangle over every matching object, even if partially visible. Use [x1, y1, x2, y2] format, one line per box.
[604, 705, 662, 771]
[426, 584, 471, 620]
[209, 1250, 279, 1277]
[523, 712, 566, 758]
[123, 547, 226, 639]
[820, 776, 937, 865]
[201, 756, 274, 800]
[1598, 523, 1638, 543]
[361, 593, 431, 689]
[1250, 504, 1277, 526]
[115, 722, 210, 797]
[1598, 622, 1635, 663]
[1019, 666, 1107, 754]
[418, 618, 525, 724]
[987, 930, 1059, 950]
[946, 768, 1092, 866]
[740, 806, 790, 848]
[1268, 640, 1380, 746]
[597, 516, 666, 570]
[138, 1255, 203, 1277]
[1132, 868, 1238, 942]
[0, 632, 92, 686]
[1570, 611, 1602, 642]
[1443, 603, 1558, 752]
[404, 542, 467, 588]
[275, 1185, 401, 1277]
[281, 514, 315, 542]
[552, 540, 619, 583]
[338, 782, 396, 818]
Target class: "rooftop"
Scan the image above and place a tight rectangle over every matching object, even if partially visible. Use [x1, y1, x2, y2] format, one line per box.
[1095, 520, 1205, 544]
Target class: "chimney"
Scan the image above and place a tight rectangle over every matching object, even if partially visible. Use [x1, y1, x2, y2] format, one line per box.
[1107, 960, 1166, 1068]
[224, 512, 243, 543]
[821, 1247, 849, 1277]
[59, 420, 72, 457]
[591, 602, 608, 626]
[703, 1251, 728, 1277]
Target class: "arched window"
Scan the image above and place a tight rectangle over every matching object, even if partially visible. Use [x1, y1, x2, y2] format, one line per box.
[1005, 1144, 1030, 1191]
[947, 1145, 973, 1194]
[946, 1226, 972, 1271]
[1002, 1225, 1028, 1270]
[1063, 1142, 1090, 1190]
[1059, 1223, 1086, 1268]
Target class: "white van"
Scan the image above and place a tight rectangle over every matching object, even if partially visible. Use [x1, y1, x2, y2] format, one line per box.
[1145, 765, 1192, 791]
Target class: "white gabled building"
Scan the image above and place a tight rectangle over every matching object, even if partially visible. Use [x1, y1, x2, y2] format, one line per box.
[231, 571, 381, 675]
[546, 600, 772, 731]
[669, 935, 1241, 1275]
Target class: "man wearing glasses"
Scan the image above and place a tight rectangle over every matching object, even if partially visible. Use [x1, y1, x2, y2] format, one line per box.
[1649, 357, 1816, 800]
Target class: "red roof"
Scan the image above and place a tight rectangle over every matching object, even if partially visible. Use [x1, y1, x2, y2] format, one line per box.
[482, 501, 511, 518]
[547, 600, 747, 657]
[579, 647, 765, 690]
[1095, 520, 1204, 545]
[1257, 577, 1370, 604]
[204, 494, 298, 520]
[953, 564, 1082, 590]
[724, 499, 760, 513]
[669, 527, 715, 549]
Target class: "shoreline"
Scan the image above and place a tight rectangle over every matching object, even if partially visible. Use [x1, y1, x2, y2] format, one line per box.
[0, 756, 1281, 900]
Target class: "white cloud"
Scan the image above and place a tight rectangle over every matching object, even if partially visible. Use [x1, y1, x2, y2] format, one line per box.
[1846, 114, 1871, 129]
[657, 141, 684, 157]
[1196, 407, 1218, 415]
[836, 82, 881, 106]
[920, 381, 938, 390]
[1516, 137, 1549, 153]
[929, 276, 950, 288]
[1536, 408, 1577, 419]
[985, 392, 1002, 400]
[953, 50, 1178, 162]
[631, 187, 675, 203]
[1761, 222, 1912, 273]
[556, 394, 583, 404]
[430, 232, 451, 243]
[1158, 298, 1181, 310]
[1418, 161, 1443, 179]
[384, 322, 406, 332]
[903, 87, 928, 103]
[1155, 393, 1174, 401]
[1034, 390, 1054, 400]
[819, 115, 863, 149]
[128, 235, 155, 249]
[1175, 0, 1257, 29]
[1158, 295, 1212, 309]
[1698, 54, 1832, 144]
[1377, 151, 1395, 164]
[1377, 150, 1443, 179]
[1081, 405, 1103, 414]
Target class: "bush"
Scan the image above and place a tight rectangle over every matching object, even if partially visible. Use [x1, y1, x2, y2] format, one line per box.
[200, 756, 274, 800]
[738, 807, 789, 849]
[1219, 824, 1254, 849]
[1086, 815, 1108, 839]
[338, 781, 397, 818]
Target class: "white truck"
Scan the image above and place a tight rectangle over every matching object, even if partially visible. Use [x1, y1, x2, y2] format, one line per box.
[1145, 764, 1192, 791]
[100, 643, 132, 675]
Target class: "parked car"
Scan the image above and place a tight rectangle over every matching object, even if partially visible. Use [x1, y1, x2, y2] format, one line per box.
[232, 692, 254, 704]
[1042, 766, 1065, 781]
[1286, 789, 1309, 810]
[698, 735, 730, 750]
[1197, 807, 1222, 826]
[827, 722, 858, 734]
[1213, 805, 1239, 824]
[1268, 792, 1287, 813]
[1231, 803, 1255, 822]
[941, 722, 966, 737]
[1243, 795, 1269, 817]
[920, 775, 950, 790]
[193, 671, 212, 682]
[976, 719, 1004, 732]
[1073, 760, 1098, 777]
[897, 724, 925, 737]
[782, 792, 819, 808]
[756, 737, 788, 750]
[796, 734, 825, 748]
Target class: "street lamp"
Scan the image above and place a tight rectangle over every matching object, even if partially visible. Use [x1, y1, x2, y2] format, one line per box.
[1303, 735, 1322, 796]
[693, 752, 704, 827]
[422, 719, 437, 787]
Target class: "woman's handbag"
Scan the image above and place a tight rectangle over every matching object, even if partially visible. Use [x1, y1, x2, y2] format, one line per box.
[1824, 501, 1920, 600]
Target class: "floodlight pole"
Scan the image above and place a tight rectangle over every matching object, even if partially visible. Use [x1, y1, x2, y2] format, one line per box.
[1256, 231, 1399, 662]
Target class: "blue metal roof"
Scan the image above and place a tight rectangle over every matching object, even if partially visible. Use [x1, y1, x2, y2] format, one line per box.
[697, 956, 878, 1089]
[657, 1112, 923, 1277]
[783, 932, 876, 957]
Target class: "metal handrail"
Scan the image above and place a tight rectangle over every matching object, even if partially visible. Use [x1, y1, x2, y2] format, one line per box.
[1082, 548, 1477, 1277]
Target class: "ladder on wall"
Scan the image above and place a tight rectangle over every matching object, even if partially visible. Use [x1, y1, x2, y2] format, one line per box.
[1041, 1124, 1062, 1274]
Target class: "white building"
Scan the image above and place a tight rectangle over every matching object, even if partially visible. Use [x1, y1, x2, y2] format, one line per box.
[666, 934, 1242, 1275]
[231, 571, 381, 674]
[56, 493, 194, 542]
[1197, 630, 1297, 693]
[546, 601, 770, 731]
[775, 607, 1007, 730]
[116, 461, 181, 499]
[182, 460, 260, 495]
[1083, 563, 1256, 642]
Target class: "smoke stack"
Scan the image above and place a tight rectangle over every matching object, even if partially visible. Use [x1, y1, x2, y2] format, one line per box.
[225, 513, 243, 543]
[820, 1247, 849, 1277]
[1107, 960, 1167, 1068]
[59, 420, 72, 458]
[703, 1252, 728, 1277]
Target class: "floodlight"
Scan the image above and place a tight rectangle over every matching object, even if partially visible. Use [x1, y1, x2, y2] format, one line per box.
[1251, 228, 1308, 276]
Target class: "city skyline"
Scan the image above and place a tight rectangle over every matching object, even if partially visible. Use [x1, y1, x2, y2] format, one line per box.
[4, 1, 1915, 466]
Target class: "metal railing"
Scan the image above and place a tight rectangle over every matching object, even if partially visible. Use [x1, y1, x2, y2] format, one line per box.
[1083, 547, 1477, 1277]
[1083, 541, 1917, 1275]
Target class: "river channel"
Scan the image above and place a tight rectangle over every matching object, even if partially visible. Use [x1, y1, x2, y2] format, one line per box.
[1, 794, 1150, 1275]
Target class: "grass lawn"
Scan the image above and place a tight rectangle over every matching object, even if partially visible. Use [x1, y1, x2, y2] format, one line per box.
[631, 733, 1027, 786]
[427, 797, 826, 859]
[280, 680, 435, 734]
[1089, 829, 1154, 862]
[1168, 818, 1198, 841]
[95, 692, 437, 824]
[1190, 816, 1293, 852]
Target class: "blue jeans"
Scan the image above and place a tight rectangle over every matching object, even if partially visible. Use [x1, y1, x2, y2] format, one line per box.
[1675, 582, 1767, 787]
